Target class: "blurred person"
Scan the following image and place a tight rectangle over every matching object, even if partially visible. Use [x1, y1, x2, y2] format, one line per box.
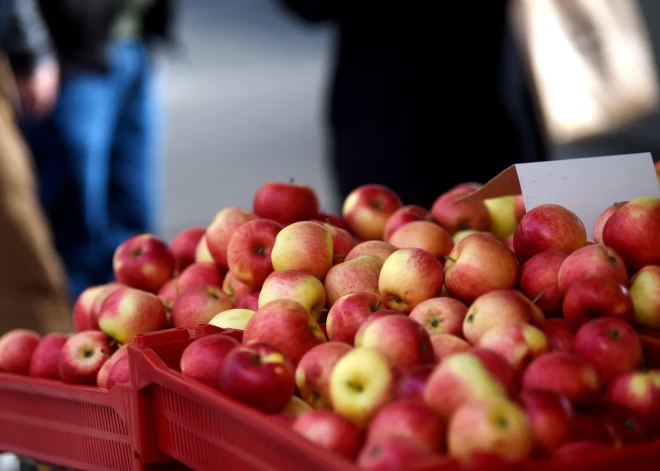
[21, 0, 178, 300]
[278, 1, 548, 209]
[0, 0, 71, 333]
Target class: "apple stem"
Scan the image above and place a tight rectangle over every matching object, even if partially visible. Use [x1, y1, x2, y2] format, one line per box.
[319, 308, 329, 313]
[444, 256, 457, 263]
[531, 291, 545, 305]
[289, 177, 295, 184]
[334, 254, 346, 259]
[100, 349, 111, 359]
[614, 202, 620, 209]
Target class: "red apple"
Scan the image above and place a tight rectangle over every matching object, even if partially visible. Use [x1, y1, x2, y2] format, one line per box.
[430, 334, 470, 361]
[157, 278, 178, 305]
[236, 291, 260, 311]
[384, 205, 432, 242]
[323, 222, 356, 266]
[59, 331, 112, 385]
[345, 240, 397, 264]
[397, 364, 435, 402]
[431, 184, 491, 234]
[342, 184, 403, 241]
[73, 285, 105, 332]
[552, 441, 609, 461]
[293, 410, 364, 460]
[630, 265, 660, 329]
[477, 323, 550, 375]
[513, 204, 587, 263]
[253, 180, 320, 226]
[0, 329, 41, 375]
[89, 282, 123, 330]
[295, 341, 352, 409]
[205, 207, 256, 269]
[409, 297, 468, 338]
[222, 271, 252, 303]
[180, 334, 240, 388]
[593, 202, 628, 245]
[112, 234, 175, 293]
[519, 250, 567, 316]
[177, 262, 224, 293]
[98, 286, 167, 344]
[519, 390, 574, 454]
[356, 436, 433, 470]
[605, 371, 660, 434]
[326, 291, 384, 345]
[324, 255, 382, 307]
[170, 226, 206, 272]
[468, 348, 519, 398]
[388, 221, 454, 260]
[28, 333, 69, 380]
[540, 318, 574, 353]
[271, 221, 333, 281]
[97, 345, 128, 389]
[218, 342, 296, 413]
[557, 244, 628, 294]
[171, 285, 234, 330]
[314, 211, 349, 231]
[106, 355, 129, 389]
[353, 311, 405, 346]
[227, 218, 283, 288]
[259, 270, 327, 321]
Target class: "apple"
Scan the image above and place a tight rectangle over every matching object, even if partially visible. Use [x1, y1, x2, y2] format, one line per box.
[59, 331, 112, 385]
[342, 184, 403, 241]
[180, 334, 241, 388]
[89, 282, 123, 330]
[409, 297, 468, 338]
[514, 194, 526, 221]
[383, 205, 432, 242]
[96, 345, 128, 388]
[270, 221, 333, 281]
[236, 291, 260, 311]
[106, 355, 130, 389]
[259, 270, 327, 321]
[378, 248, 444, 313]
[444, 233, 519, 304]
[345, 240, 397, 264]
[552, 441, 609, 461]
[271, 414, 295, 428]
[513, 204, 587, 263]
[329, 347, 401, 427]
[279, 396, 313, 418]
[222, 271, 252, 303]
[177, 262, 224, 293]
[227, 218, 283, 288]
[218, 342, 296, 414]
[447, 398, 534, 463]
[73, 285, 105, 332]
[322, 223, 356, 266]
[209, 308, 255, 330]
[469, 348, 519, 398]
[484, 195, 518, 241]
[593, 202, 628, 245]
[519, 250, 567, 316]
[397, 364, 435, 402]
[424, 352, 508, 419]
[431, 184, 491, 234]
[519, 390, 574, 454]
[430, 334, 470, 361]
[195, 235, 215, 263]
[314, 211, 349, 231]
[112, 234, 175, 293]
[98, 286, 167, 344]
[355, 314, 435, 371]
[356, 436, 433, 470]
[605, 371, 660, 433]
[295, 341, 352, 409]
[629, 265, 660, 329]
[324, 255, 382, 307]
[205, 207, 257, 269]
[326, 291, 384, 345]
[452, 229, 481, 244]
[293, 410, 364, 460]
[28, 333, 69, 380]
[0, 329, 41, 375]
[562, 275, 635, 332]
[171, 284, 234, 330]
[243, 299, 326, 365]
[477, 323, 550, 375]
[157, 278, 178, 304]
[388, 221, 454, 259]
[540, 318, 574, 353]
[367, 399, 446, 453]
[170, 226, 206, 272]
[253, 180, 320, 226]
[573, 318, 643, 385]
[557, 244, 628, 294]
[521, 352, 601, 405]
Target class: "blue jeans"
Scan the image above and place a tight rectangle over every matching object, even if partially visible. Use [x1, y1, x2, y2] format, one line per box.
[22, 39, 162, 300]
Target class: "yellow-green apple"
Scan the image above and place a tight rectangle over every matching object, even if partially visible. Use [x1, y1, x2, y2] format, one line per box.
[98, 286, 167, 344]
[431, 184, 491, 234]
[383, 205, 432, 242]
[243, 299, 326, 365]
[295, 341, 352, 409]
[430, 334, 470, 361]
[106, 354, 130, 389]
[602, 196, 660, 271]
[562, 276, 635, 332]
[89, 282, 123, 330]
[326, 291, 384, 345]
[259, 270, 327, 320]
[469, 348, 519, 398]
[271, 221, 333, 280]
[279, 396, 313, 418]
[351, 310, 404, 346]
[444, 233, 519, 304]
[513, 204, 587, 263]
[236, 291, 260, 311]
[293, 410, 364, 460]
[170, 226, 205, 272]
[514, 194, 526, 221]
[217, 342, 296, 414]
[314, 211, 349, 231]
[177, 262, 224, 293]
[557, 244, 628, 294]
[484, 195, 518, 241]
[452, 229, 481, 244]
[447, 398, 533, 462]
[28, 333, 69, 380]
[593, 202, 628, 245]
[222, 271, 252, 303]
[521, 352, 601, 405]
[367, 399, 446, 453]
[409, 297, 468, 337]
[227, 218, 283, 288]
[356, 436, 433, 470]
[396, 364, 435, 402]
[355, 314, 435, 371]
[157, 278, 178, 305]
[378, 248, 444, 313]
[180, 334, 241, 388]
[477, 323, 550, 375]
[573, 318, 642, 385]
[253, 180, 320, 226]
[329, 347, 401, 427]
[324, 255, 382, 307]
[0, 329, 41, 375]
[424, 352, 508, 419]
[519, 390, 574, 454]
[205, 207, 256, 269]
[463, 289, 541, 345]
[342, 184, 403, 241]
[519, 250, 567, 316]
[113, 234, 175, 293]
[322, 222, 356, 266]
[194, 235, 215, 263]
[345, 240, 397, 264]
[553, 441, 609, 462]
[540, 318, 574, 353]
[73, 285, 105, 332]
[96, 345, 128, 388]
[605, 371, 660, 432]
[630, 265, 660, 329]
[388, 220, 454, 259]
[58, 331, 112, 385]
[209, 308, 255, 331]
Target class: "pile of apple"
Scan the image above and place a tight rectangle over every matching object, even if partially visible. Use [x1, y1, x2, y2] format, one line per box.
[1, 175, 660, 470]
